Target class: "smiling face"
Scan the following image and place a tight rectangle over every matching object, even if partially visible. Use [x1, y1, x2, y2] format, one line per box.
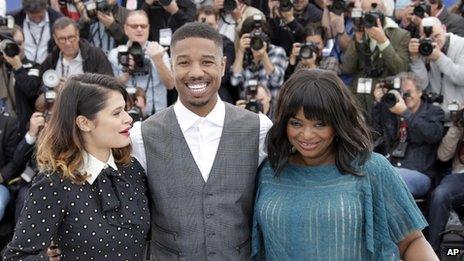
[287, 108, 336, 166]
[124, 13, 150, 45]
[171, 37, 226, 116]
[83, 91, 133, 154]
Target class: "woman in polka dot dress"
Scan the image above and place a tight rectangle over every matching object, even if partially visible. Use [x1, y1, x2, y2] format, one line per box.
[3, 74, 151, 260]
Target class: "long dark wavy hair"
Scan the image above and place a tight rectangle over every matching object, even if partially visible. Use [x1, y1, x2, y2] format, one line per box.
[267, 69, 373, 176]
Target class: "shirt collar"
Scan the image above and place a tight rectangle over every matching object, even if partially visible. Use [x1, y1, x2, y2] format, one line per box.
[81, 151, 118, 185]
[60, 51, 83, 64]
[173, 95, 225, 132]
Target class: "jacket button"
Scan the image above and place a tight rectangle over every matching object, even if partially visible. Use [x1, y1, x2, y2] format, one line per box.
[208, 251, 216, 256]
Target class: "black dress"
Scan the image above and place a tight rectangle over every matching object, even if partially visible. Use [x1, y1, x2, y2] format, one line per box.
[3, 158, 151, 260]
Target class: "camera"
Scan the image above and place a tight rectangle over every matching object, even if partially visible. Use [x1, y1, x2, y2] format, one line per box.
[351, 4, 383, 30]
[413, 1, 431, 18]
[125, 86, 144, 122]
[0, 16, 18, 58]
[117, 42, 150, 75]
[379, 77, 404, 108]
[42, 69, 60, 121]
[245, 79, 263, 113]
[328, 0, 347, 16]
[299, 42, 318, 59]
[419, 25, 434, 56]
[279, 0, 294, 12]
[249, 15, 268, 51]
[423, 92, 443, 104]
[0, 39, 19, 58]
[448, 101, 464, 123]
[85, 0, 111, 19]
[363, 10, 381, 28]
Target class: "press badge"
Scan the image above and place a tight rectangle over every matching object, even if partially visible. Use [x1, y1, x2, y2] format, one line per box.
[357, 78, 373, 94]
[159, 28, 172, 47]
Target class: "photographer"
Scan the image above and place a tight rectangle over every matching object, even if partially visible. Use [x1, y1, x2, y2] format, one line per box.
[12, 0, 63, 64]
[75, 0, 130, 54]
[143, 0, 196, 43]
[1, 26, 42, 138]
[285, 23, 340, 80]
[231, 15, 287, 99]
[235, 81, 274, 119]
[372, 72, 444, 198]
[196, 5, 237, 103]
[428, 110, 464, 251]
[265, 0, 322, 54]
[109, 10, 174, 115]
[341, 0, 410, 116]
[409, 17, 464, 117]
[41, 17, 113, 84]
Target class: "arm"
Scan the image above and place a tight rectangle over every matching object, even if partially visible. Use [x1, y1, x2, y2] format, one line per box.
[265, 45, 287, 90]
[96, 49, 115, 76]
[437, 125, 463, 161]
[410, 58, 429, 89]
[398, 231, 439, 261]
[166, 0, 196, 32]
[340, 38, 360, 75]
[435, 52, 464, 86]
[404, 105, 445, 144]
[13, 64, 42, 98]
[0, 117, 19, 183]
[153, 53, 174, 90]
[380, 30, 411, 74]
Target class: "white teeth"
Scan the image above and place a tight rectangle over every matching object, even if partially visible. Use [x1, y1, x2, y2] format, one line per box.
[188, 83, 207, 89]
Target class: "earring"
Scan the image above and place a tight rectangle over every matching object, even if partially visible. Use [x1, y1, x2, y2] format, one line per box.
[290, 146, 297, 154]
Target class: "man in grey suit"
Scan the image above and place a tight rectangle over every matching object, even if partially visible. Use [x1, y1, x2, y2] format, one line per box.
[130, 22, 273, 260]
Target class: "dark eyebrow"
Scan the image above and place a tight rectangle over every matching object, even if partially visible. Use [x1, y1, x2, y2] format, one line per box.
[111, 106, 125, 113]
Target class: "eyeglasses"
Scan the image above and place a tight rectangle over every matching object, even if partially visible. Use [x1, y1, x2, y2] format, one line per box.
[55, 35, 78, 44]
[126, 24, 149, 30]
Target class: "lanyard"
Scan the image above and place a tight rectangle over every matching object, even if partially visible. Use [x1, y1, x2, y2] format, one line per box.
[27, 22, 46, 63]
[60, 56, 70, 78]
[131, 65, 155, 114]
[90, 22, 112, 52]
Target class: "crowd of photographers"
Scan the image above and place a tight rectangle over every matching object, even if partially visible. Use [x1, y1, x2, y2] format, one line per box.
[1, 0, 464, 255]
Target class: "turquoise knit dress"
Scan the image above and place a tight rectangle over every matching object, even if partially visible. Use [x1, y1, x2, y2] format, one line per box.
[252, 153, 427, 260]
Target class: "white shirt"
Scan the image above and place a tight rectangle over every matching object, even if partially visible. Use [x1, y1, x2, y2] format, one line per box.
[23, 12, 51, 64]
[81, 152, 118, 185]
[130, 98, 273, 182]
[55, 51, 84, 78]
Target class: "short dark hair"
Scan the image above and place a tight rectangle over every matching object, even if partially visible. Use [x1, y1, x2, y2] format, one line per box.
[239, 15, 270, 38]
[37, 73, 132, 184]
[22, 0, 47, 13]
[267, 69, 373, 176]
[196, 5, 219, 22]
[52, 17, 78, 34]
[303, 23, 327, 45]
[171, 22, 223, 56]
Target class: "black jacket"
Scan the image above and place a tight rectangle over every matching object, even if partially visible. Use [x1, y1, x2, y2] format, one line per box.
[0, 114, 19, 182]
[143, 0, 196, 42]
[11, 7, 64, 55]
[40, 39, 113, 76]
[372, 99, 445, 176]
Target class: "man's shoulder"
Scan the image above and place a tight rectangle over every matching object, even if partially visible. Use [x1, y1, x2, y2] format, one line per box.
[142, 106, 174, 126]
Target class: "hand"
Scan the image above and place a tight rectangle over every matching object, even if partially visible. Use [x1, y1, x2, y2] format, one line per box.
[408, 38, 420, 58]
[373, 83, 386, 103]
[236, 99, 246, 109]
[28, 112, 45, 138]
[329, 12, 345, 35]
[289, 42, 301, 65]
[365, 19, 387, 44]
[97, 11, 115, 28]
[3, 55, 22, 71]
[57, 77, 67, 93]
[147, 41, 168, 61]
[231, 1, 246, 23]
[163, 0, 179, 15]
[428, 43, 442, 61]
[251, 41, 268, 61]
[404, 5, 415, 23]
[238, 33, 251, 53]
[213, 0, 224, 12]
[268, 0, 280, 19]
[389, 93, 408, 115]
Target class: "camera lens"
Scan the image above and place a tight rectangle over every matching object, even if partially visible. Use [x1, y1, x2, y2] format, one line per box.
[418, 39, 433, 56]
[363, 13, 377, 28]
[381, 93, 398, 108]
[299, 45, 313, 59]
[0, 40, 19, 57]
[413, 5, 425, 18]
[250, 36, 264, 50]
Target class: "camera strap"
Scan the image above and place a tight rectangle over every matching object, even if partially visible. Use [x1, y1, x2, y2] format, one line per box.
[397, 117, 408, 142]
[27, 22, 46, 63]
[131, 65, 155, 114]
[90, 21, 112, 52]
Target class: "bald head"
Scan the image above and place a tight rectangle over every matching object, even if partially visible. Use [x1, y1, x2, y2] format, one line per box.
[420, 17, 446, 49]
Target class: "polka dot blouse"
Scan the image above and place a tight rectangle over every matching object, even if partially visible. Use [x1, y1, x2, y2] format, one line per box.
[3, 158, 151, 260]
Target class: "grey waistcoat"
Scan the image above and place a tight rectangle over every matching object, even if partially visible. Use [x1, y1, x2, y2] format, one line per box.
[141, 103, 260, 261]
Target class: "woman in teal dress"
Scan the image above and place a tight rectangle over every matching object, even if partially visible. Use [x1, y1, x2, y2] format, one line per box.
[252, 69, 438, 260]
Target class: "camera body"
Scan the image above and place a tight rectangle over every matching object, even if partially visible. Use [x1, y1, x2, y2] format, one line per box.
[351, 4, 383, 30]
[379, 77, 403, 108]
[413, 1, 431, 18]
[117, 42, 151, 76]
[249, 15, 268, 51]
[328, 0, 347, 16]
[0, 16, 19, 58]
[419, 25, 434, 56]
[448, 101, 464, 123]
[423, 92, 444, 104]
[245, 79, 263, 113]
[299, 42, 318, 59]
[85, 0, 111, 19]
[279, 0, 294, 12]
[363, 10, 381, 28]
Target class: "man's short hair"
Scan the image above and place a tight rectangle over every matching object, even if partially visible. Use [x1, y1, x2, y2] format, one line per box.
[171, 22, 223, 56]
[124, 10, 149, 24]
[398, 72, 425, 91]
[52, 17, 78, 35]
[196, 5, 219, 22]
[22, 0, 47, 13]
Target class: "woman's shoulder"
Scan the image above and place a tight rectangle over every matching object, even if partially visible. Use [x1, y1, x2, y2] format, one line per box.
[119, 157, 146, 177]
[361, 152, 402, 184]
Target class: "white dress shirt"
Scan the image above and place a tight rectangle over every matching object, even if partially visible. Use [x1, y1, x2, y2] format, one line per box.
[55, 51, 84, 78]
[130, 98, 273, 182]
[81, 152, 118, 185]
[23, 12, 51, 64]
